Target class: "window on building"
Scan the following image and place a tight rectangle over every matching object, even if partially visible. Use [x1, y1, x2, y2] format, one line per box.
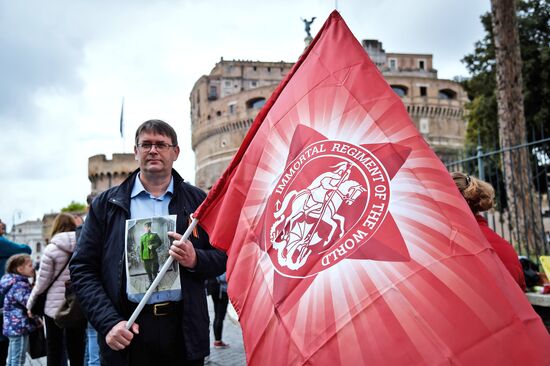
[267, 67, 271, 72]
[36, 242, 41, 253]
[246, 97, 266, 109]
[250, 81, 258, 88]
[419, 60, 425, 70]
[208, 85, 217, 100]
[390, 85, 408, 97]
[216, 111, 222, 117]
[438, 89, 457, 100]
[228, 103, 236, 114]
[253, 66, 257, 71]
[224, 80, 231, 87]
[389, 58, 397, 70]
[420, 86, 427, 97]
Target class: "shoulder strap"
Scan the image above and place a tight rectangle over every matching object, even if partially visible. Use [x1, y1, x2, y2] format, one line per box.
[41, 257, 70, 295]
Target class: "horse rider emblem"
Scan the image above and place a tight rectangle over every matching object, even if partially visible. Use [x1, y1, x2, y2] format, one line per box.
[266, 139, 391, 277]
[270, 161, 367, 270]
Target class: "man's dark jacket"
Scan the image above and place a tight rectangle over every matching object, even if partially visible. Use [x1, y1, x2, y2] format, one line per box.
[70, 169, 227, 364]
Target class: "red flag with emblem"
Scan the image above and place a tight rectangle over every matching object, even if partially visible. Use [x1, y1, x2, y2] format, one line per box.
[194, 11, 550, 366]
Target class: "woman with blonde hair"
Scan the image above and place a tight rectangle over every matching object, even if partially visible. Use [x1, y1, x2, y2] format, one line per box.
[451, 172, 526, 290]
[27, 213, 86, 366]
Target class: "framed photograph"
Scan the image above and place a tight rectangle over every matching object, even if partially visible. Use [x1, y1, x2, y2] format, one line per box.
[124, 215, 181, 296]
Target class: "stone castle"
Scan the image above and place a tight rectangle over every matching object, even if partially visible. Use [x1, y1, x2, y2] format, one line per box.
[190, 39, 468, 191]
[88, 153, 138, 195]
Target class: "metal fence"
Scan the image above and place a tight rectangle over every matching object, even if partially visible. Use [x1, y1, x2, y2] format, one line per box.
[444, 135, 550, 261]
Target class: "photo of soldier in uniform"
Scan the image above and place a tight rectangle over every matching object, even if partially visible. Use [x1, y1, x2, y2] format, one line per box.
[125, 215, 180, 296]
[140, 221, 162, 285]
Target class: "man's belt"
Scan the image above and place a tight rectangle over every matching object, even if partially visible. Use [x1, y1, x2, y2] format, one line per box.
[142, 301, 181, 317]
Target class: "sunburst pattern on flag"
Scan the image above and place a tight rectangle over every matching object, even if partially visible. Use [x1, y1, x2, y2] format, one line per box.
[195, 10, 550, 366]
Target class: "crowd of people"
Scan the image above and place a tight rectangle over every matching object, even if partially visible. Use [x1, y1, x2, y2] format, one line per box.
[0, 119, 530, 365]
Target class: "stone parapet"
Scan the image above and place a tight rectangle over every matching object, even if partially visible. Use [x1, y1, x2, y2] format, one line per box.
[88, 153, 138, 194]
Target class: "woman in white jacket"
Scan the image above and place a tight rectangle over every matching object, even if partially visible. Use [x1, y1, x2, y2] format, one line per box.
[27, 213, 86, 366]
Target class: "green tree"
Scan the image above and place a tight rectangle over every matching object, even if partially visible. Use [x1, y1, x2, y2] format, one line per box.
[461, 0, 550, 149]
[61, 201, 86, 213]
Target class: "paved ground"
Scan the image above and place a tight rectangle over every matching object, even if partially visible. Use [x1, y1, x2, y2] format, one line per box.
[23, 300, 246, 365]
[206, 300, 246, 366]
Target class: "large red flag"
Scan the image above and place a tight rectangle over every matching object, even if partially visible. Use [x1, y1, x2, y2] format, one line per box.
[195, 11, 550, 365]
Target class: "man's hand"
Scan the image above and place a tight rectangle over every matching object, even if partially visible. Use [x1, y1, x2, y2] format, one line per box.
[106, 321, 139, 351]
[168, 231, 197, 268]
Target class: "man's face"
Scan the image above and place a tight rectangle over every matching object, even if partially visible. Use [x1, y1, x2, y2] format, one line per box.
[144, 224, 151, 233]
[0, 223, 5, 236]
[134, 131, 180, 177]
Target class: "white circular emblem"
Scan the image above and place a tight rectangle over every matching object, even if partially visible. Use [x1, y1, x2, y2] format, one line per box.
[265, 140, 391, 278]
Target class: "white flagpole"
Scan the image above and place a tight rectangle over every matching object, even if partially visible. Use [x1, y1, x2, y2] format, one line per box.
[126, 217, 199, 329]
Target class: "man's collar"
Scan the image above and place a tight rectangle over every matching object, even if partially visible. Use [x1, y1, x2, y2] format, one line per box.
[131, 173, 174, 199]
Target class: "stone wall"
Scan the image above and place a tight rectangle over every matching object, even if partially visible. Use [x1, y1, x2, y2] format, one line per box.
[88, 153, 138, 194]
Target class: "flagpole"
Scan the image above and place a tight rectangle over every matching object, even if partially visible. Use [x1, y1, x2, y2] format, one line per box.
[120, 97, 125, 152]
[126, 217, 199, 329]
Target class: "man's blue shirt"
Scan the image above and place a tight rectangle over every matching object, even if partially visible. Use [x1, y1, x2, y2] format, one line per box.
[128, 174, 181, 304]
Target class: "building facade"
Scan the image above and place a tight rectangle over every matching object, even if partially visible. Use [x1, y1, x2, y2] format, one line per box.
[10, 219, 44, 262]
[190, 59, 294, 190]
[190, 40, 468, 190]
[363, 40, 468, 161]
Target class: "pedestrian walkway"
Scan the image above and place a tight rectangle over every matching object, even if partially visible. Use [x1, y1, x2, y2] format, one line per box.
[207, 299, 246, 365]
[23, 299, 246, 365]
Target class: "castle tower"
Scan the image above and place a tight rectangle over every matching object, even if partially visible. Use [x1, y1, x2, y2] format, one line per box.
[88, 153, 138, 195]
[362, 40, 468, 161]
[190, 59, 294, 190]
[190, 40, 468, 191]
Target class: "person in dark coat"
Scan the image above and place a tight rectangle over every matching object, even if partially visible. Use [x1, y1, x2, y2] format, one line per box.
[70, 120, 227, 366]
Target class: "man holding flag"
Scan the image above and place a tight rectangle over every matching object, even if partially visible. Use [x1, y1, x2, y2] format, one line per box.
[70, 119, 226, 366]
[186, 10, 550, 366]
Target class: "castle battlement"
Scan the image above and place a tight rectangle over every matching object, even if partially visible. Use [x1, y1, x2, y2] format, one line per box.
[88, 153, 138, 194]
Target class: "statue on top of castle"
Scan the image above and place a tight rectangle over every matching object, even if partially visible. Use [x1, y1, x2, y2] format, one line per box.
[301, 17, 316, 38]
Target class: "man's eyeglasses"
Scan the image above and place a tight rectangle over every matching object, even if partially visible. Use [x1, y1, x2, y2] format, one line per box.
[136, 143, 177, 152]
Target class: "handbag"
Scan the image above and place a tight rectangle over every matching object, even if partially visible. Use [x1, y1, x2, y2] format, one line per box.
[27, 325, 47, 359]
[54, 280, 86, 328]
[30, 258, 70, 316]
[29, 293, 47, 317]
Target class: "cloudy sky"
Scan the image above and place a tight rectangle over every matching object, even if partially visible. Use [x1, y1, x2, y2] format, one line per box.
[0, 0, 490, 230]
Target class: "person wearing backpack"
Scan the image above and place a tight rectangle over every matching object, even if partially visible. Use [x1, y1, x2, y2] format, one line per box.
[27, 213, 86, 366]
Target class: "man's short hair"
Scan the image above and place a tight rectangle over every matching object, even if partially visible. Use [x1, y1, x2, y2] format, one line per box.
[135, 119, 178, 146]
[144, 222, 152, 228]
